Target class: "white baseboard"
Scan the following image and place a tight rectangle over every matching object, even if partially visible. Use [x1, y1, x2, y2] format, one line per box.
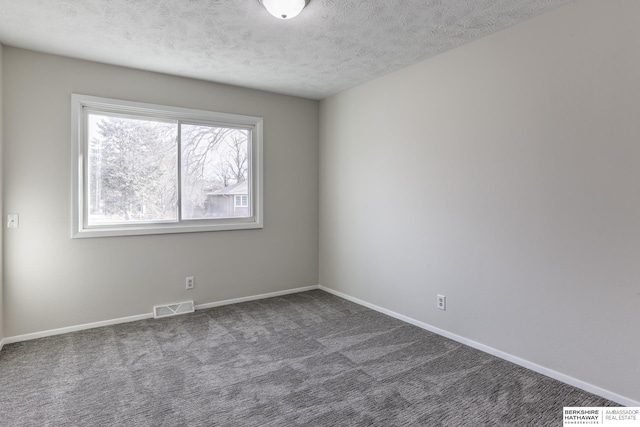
[1, 313, 154, 346]
[1, 285, 320, 347]
[194, 285, 320, 310]
[318, 285, 639, 407]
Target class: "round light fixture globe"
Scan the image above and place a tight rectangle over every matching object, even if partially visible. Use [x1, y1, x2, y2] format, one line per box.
[259, 0, 310, 20]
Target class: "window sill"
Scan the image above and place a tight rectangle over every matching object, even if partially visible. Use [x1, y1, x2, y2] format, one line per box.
[72, 219, 263, 238]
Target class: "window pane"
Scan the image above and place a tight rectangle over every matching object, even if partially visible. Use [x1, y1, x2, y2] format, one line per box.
[87, 114, 178, 225]
[181, 124, 251, 219]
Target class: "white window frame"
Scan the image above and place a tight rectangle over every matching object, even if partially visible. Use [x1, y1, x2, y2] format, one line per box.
[71, 94, 263, 238]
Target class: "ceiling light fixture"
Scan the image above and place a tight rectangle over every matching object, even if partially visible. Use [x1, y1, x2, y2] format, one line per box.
[259, 0, 310, 20]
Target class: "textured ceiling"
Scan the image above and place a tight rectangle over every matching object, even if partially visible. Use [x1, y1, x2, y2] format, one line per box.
[0, 0, 574, 99]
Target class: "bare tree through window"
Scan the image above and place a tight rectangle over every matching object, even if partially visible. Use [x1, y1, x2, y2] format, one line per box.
[87, 115, 250, 225]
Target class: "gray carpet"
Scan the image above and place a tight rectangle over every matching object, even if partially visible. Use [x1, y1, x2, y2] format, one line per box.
[0, 290, 616, 426]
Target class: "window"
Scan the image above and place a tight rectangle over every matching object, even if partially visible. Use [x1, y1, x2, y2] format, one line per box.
[72, 94, 263, 238]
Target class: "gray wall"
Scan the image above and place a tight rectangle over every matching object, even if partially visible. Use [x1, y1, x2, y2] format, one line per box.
[319, 0, 640, 403]
[0, 42, 4, 345]
[3, 47, 319, 337]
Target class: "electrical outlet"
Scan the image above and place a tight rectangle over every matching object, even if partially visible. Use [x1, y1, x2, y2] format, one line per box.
[437, 294, 446, 310]
[186, 276, 195, 290]
[7, 214, 19, 229]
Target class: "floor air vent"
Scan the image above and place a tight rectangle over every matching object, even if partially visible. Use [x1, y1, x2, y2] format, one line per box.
[153, 301, 195, 319]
